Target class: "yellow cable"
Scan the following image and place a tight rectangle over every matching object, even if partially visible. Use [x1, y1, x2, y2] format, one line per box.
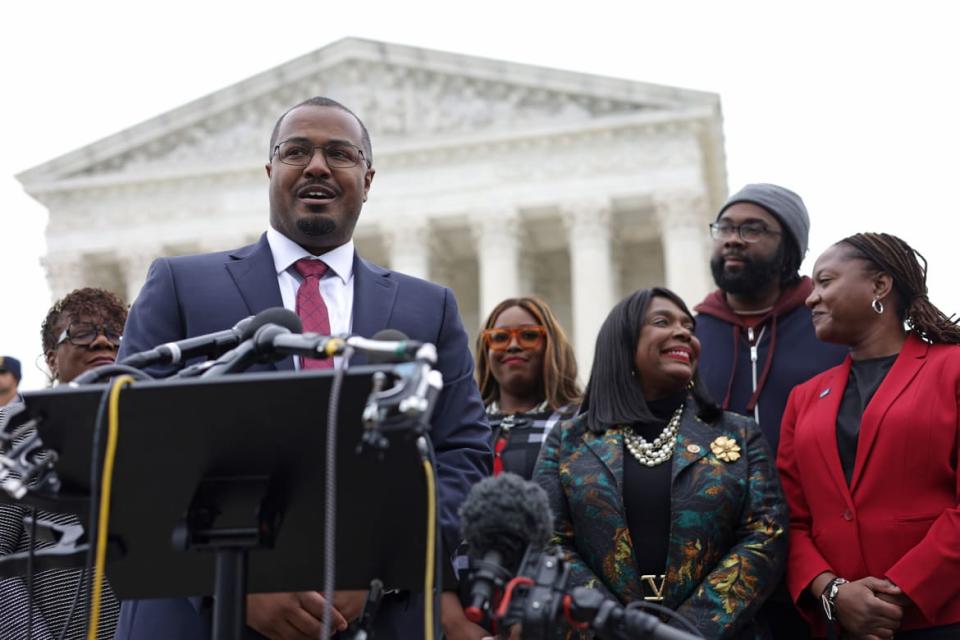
[421, 456, 436, 640]
[87, 375, 134, 640]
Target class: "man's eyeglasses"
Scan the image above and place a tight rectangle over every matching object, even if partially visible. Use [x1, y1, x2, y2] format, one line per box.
[709, 221, 782, 243]
[481, 325, 547, 351]
[55, 322, 123, 348]
[272, 139, 368, 169]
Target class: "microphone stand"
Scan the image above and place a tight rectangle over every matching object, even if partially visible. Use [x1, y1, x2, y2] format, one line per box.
[352, 343, 444, 640]
[208, 334, 445, 640]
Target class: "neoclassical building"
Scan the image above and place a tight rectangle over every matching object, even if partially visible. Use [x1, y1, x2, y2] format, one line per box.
[18, 38, 727, 373]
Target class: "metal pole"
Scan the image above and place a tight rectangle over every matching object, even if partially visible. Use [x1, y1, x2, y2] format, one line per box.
[211, 548, 246, 640]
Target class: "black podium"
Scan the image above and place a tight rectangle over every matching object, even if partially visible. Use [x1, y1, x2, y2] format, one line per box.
[11, 366, 429, 636]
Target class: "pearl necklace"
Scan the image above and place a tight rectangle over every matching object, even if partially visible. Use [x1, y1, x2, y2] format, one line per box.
[623, 403, 684, 467]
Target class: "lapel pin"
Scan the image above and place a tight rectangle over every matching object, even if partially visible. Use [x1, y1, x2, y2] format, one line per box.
[686, 444, 701, 454]
[710, 436, 741, 463]
[819, 388, 831, 398]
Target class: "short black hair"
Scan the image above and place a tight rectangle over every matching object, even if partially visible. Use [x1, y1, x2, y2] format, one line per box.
[268, 96, 373, 165]
[41, 287, 128, 353]
[581, 287, 721, 433]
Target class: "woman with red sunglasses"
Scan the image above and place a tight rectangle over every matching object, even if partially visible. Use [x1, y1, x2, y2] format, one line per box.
[475, 296, 582, 480]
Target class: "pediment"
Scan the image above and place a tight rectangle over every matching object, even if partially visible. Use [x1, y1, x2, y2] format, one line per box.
[18, 37, 720, 187]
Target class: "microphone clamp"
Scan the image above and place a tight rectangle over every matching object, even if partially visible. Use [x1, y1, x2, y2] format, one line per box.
[356, 346, 443, 455]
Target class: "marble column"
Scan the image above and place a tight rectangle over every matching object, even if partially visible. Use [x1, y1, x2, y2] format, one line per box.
[470, 208, 521, 319]
[41, 254, 85, 301]
[655, 191, 713, 305]
[563, 199, 615, 377]
[119, 248, 159, 305]
[381, 217, 431, 280]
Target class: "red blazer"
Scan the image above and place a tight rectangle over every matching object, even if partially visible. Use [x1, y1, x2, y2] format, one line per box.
[777, 334, 960, 634]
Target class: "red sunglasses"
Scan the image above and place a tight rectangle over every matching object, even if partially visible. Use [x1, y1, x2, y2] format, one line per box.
[481, 325, 547, 351]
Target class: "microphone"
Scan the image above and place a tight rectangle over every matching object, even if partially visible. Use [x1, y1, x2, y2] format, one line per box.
[355, 329, 425, 363]
[367, 329, 410, 363]
[459, 473, 553, 624]
[119, 315, 256, 369]
[264, 328, 425, 363]
[267, 332, 348, 361]
[199, 308, 303, 378]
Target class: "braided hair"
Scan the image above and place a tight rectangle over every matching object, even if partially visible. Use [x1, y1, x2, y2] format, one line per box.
[839, 233, 960, 344]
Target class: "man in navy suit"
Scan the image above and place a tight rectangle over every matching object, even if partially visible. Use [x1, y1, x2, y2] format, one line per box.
[115, 97, 491, 640]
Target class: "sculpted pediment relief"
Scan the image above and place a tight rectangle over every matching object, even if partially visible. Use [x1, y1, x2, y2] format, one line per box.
[338, 61, 653, 138]
[63, 54, 672, 181]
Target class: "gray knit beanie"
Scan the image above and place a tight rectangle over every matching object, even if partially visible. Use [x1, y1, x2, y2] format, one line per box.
[717, 183, 810, 258]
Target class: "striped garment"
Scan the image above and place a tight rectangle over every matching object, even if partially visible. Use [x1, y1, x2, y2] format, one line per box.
[0, 404, 119, 639]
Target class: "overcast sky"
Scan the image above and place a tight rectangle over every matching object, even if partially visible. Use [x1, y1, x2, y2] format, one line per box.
[2, 1, 958, 391]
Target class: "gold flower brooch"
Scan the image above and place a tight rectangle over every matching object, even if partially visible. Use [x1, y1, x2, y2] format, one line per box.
[710, 436, 741, 463]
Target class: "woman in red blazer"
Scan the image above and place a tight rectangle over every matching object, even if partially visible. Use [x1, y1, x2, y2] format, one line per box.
[777, 232, 960, 639]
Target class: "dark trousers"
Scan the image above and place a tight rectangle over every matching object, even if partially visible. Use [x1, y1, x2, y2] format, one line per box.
[760, 582, 812, 640]
[895, 623, 960, 639]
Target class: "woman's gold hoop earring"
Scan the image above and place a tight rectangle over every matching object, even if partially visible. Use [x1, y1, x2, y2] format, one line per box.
[871, 297, 884, 315]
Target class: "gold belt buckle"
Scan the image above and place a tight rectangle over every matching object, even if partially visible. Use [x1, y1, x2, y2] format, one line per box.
[640, 574, 666, 602]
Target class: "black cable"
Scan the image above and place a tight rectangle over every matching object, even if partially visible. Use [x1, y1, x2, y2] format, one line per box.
[57, 567, 87, 640]
[321, 348, 352, 640]
[624, 600, 704, 638]
[83, 383, 114, 634]
[26, 506, 37, 639]
[71, 364, 153, 386]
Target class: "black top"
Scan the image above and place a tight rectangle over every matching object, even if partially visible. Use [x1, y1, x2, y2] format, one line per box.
[623, 392, 685, 590]
[836, 354, 897, 485]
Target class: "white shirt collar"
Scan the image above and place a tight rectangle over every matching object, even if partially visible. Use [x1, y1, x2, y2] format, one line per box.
[266, 227, 354, 284]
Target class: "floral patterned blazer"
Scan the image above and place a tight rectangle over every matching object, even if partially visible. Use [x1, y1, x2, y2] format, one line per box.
[533, 400, 788, 639]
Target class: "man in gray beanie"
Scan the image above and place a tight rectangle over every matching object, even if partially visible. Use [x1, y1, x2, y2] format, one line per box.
[693, 183, 846, 640]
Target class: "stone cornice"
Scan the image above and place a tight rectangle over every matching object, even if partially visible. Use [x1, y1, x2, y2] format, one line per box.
[24, 107, 715, 197]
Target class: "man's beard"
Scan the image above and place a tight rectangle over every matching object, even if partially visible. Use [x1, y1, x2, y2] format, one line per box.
[296, 216, 336, 236]
[710, 244, 785, 295]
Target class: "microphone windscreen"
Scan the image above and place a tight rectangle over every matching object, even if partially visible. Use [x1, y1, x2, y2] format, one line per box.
[459, 473, 553, 571]
[233, 315, 256, 339]
[249, 307, 302, 336]
[368, 329, 411, 364]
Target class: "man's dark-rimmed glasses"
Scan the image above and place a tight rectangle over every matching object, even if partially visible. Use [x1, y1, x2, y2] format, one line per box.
[272, 139, 368, 169]
[708, 221, 782, 243]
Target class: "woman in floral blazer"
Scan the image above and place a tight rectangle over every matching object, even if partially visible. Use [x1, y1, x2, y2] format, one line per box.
[534, 288, 787, 639]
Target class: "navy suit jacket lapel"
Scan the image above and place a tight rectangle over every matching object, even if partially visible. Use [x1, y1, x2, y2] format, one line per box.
[222, 239, 399, 369]
[224, 234, 291, 371]
[351, 255, 398, 340]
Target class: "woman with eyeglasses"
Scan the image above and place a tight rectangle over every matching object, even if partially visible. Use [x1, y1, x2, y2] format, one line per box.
[0, 287, 127, 639]
[42, 288, 126, 385]
[777, 233, 960, 639]
[475, 296, 582, 480]
[533, 287, 787, 639]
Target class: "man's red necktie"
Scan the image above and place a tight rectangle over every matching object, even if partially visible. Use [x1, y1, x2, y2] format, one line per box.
[294, 258, 333, 370]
